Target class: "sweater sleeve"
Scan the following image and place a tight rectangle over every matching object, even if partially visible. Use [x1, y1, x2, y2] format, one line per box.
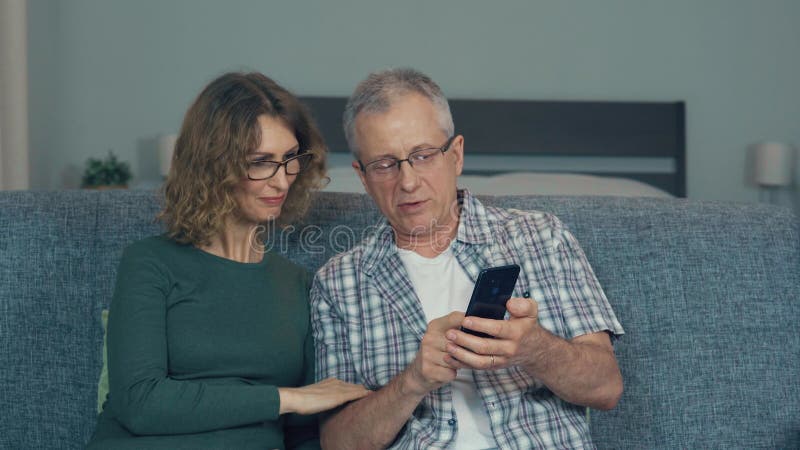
[107, 243, 281, 435]
[284, 271, 322, 450]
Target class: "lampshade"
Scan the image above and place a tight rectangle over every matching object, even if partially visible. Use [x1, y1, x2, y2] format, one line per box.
[158, 134, 177, 177]
[753, 141, 795, 187]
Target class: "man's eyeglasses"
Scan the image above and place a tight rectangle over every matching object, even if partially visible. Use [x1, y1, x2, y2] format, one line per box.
[247, 152, 313, 180]
[357, 135, 456, 182]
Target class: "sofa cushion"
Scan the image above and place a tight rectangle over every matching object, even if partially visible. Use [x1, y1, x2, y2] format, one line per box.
[0, 191, 105, 448]
[493, 197, 800, 448]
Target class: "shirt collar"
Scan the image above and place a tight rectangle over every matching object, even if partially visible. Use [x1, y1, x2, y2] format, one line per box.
[361, 189, 493, 274]
[455, 189, 494, 246]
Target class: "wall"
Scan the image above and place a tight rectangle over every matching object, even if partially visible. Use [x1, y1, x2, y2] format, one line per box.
[1, 0, 30, 189]
[27, 0, 800, 202]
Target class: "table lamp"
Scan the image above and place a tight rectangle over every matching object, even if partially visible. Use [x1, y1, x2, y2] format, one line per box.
[753, 141, 795, 204]
[158, 134, 177, 178]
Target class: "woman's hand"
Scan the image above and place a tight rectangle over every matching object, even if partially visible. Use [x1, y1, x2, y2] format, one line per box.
[278, 378, 371, 415]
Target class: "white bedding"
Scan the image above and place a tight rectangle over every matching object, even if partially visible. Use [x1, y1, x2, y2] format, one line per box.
[322, 166, 673, 198]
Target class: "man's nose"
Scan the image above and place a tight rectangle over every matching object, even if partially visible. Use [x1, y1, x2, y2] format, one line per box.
[397, 160, 420, 192]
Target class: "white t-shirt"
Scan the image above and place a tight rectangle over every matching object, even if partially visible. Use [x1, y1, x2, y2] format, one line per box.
[397, 245, 496, 450]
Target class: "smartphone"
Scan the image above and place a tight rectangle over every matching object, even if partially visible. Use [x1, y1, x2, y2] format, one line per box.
[461, 264, 521, 338]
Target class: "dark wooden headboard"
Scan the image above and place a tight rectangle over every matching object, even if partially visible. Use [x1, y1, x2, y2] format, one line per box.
[300, 97, 686, 197]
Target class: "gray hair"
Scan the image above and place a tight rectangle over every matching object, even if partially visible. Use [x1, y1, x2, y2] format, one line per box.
[343, 68, 455, 157]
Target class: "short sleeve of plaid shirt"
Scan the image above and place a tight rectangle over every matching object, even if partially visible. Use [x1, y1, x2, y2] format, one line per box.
[509, 209, 624, 341]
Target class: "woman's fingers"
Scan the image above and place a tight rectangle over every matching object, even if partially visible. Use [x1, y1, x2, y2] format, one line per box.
[281, 379, 372, 415]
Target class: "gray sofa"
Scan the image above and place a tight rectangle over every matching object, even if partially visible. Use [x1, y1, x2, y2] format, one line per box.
[1, 189, 798, 449]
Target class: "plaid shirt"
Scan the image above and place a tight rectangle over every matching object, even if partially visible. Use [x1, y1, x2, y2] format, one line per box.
[311, 191, 624, 450]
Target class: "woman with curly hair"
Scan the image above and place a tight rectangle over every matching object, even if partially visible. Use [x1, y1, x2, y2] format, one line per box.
[87, 72, 368, 449]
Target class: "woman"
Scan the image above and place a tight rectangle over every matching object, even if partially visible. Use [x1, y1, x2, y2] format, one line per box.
[87, 72, 368, 449]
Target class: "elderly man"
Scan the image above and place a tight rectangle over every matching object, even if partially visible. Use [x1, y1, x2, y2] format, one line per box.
[310, 68, 624, 450]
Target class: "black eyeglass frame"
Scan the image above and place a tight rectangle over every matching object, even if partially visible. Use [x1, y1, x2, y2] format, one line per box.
[357, 135, 457, 173]
[246, 152, 313, 181]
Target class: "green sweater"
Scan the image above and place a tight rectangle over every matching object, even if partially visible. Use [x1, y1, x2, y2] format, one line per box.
[87, 236, 319, 450]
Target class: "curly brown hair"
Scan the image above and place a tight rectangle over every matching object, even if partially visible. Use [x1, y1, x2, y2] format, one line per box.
[159, 72, 327, 246]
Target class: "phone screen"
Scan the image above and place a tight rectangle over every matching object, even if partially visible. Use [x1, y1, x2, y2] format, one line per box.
[462, 264, 520, 338]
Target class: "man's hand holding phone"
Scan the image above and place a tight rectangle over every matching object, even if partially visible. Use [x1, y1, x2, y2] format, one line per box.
[422, 264, 546, 373]
[445, 297, 545, 371]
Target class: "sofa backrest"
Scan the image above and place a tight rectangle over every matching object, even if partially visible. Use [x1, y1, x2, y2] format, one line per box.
[0, 190, 797, 449]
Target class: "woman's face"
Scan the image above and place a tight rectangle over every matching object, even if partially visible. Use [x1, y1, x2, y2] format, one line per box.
[234, 115, 300, 225]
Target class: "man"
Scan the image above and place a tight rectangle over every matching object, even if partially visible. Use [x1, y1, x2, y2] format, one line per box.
[310, 68, 624, 450]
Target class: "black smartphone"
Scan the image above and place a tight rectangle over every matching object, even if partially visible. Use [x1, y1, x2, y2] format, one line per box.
[461, 264, 521, 338]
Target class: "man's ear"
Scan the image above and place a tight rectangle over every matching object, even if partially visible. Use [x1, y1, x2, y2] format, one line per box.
[352, 160, 370, 193]
[451, 135, 465, 177]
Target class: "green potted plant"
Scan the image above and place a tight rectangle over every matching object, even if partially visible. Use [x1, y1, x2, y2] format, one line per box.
[81, 151, 132, 189]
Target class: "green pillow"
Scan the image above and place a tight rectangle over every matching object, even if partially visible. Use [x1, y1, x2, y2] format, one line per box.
[97, 309, 109, 413]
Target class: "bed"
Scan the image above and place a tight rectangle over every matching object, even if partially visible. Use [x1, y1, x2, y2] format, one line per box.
[301, 97, 686, 198]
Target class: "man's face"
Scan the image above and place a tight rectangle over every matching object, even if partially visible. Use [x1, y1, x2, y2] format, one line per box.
[352, 93, 464, 243]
